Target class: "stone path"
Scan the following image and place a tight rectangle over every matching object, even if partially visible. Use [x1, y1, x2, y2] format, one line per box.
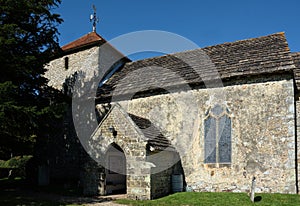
[12, 189, 127, 206]
[3, 187, 127, 206]
[84, 202, 125, 206]
[58, 194, 127, 205]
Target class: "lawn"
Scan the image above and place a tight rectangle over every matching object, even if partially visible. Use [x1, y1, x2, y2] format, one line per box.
[1, 177, 300, 206]
[116, 192, 300, 206]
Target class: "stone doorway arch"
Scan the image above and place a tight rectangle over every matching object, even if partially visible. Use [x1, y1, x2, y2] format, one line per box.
[105, 143, 127, 195]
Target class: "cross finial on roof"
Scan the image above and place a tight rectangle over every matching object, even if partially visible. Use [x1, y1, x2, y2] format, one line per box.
[90, 4, 99, 32]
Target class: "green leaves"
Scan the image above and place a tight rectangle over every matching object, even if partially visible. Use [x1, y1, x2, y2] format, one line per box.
[0, 0, 65, 159]
[0, 155, 33, 169]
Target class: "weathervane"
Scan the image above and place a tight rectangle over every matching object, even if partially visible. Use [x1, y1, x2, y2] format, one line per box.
[90, 4, 99, 32]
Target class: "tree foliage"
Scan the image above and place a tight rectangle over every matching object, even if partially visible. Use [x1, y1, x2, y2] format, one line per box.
[0, 155, 32, 169]
[0, 0, 65, 159]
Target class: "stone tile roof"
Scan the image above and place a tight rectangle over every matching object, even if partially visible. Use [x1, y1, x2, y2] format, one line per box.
[128, 114, 174, 151]
[95, 103, 174, 151]
[96, 32, 295, 101]
[61, 32, 106, 52]
[291, 52, 300, 89]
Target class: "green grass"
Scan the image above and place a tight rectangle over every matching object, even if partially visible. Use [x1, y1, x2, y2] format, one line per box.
[2, 177, 299, 206]
[116, 192, 300, 206]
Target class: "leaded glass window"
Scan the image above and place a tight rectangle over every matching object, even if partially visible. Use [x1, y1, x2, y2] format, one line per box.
[204, 104, 231, 164]
[204, 117, 216, 163]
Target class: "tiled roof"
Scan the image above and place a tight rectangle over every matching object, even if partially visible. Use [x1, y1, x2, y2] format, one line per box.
[129, 114, 174, 151]
[96, 32, 295, 101]
[291, 52, 300, 89]
[61, 32, 105, 52]
[95, 103, 174, 151]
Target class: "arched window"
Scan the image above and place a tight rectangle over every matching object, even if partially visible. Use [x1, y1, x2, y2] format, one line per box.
[204, 104, 231, 165]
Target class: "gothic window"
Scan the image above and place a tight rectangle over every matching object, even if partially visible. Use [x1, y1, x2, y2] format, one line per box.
[204, 104, 231, 165]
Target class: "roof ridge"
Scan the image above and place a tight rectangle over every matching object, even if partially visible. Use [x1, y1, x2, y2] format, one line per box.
[125, 32, 288, 65]
[61, 31, 106, 52]
[292, 52, 300, 55]
[202, 32, 286, 49]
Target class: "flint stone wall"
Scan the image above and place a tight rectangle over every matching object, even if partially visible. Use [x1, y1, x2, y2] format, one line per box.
[44, 47, 100, 91]
[148, 151, 183, 199]
[116, 76, 297, 194]
[295, 98, 300, 193]
[90, 105, 151, 200]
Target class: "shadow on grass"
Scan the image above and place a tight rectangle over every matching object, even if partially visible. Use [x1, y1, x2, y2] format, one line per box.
[0, 177, 81, 196]
[0, 191, 70, 206]
[0, 177, 79, 205]
[0, 177, 118, 206]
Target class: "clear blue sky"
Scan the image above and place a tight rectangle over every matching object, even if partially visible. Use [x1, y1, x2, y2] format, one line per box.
[56, 0, 300, 59]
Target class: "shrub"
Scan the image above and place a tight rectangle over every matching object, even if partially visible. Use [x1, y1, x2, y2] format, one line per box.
[0, 156, 33, 178]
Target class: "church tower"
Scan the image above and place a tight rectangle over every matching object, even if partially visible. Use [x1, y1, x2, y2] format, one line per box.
[42, 6, 129, 195]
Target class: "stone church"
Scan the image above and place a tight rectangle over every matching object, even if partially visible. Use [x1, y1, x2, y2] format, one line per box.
[44, 31, 300, 200]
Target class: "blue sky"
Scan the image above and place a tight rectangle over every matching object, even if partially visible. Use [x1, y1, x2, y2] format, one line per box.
[56, 0, 300, 59]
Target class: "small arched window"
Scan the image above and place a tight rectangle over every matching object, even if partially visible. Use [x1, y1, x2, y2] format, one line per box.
[204, 104, 231, 165]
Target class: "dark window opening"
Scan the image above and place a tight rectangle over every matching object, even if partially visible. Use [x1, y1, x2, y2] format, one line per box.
[64, 57, 69, 70]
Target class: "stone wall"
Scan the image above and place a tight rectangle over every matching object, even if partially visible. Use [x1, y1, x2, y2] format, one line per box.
[44, 43, 128, 195]
[148, 151, 184, 199]
[44, 47, 100, 91]
[150, 168, 172, 199]
[148, 151, 175, 199]
[117, 76, 297, 194]
[90, 105, 152, 200]
[44, 107, 84, 183]
[80, 158, 105, 196]
[295, 98, 300, 193]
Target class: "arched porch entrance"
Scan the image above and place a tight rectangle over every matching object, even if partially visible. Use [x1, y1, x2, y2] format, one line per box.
[105, 143, 126, 195]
